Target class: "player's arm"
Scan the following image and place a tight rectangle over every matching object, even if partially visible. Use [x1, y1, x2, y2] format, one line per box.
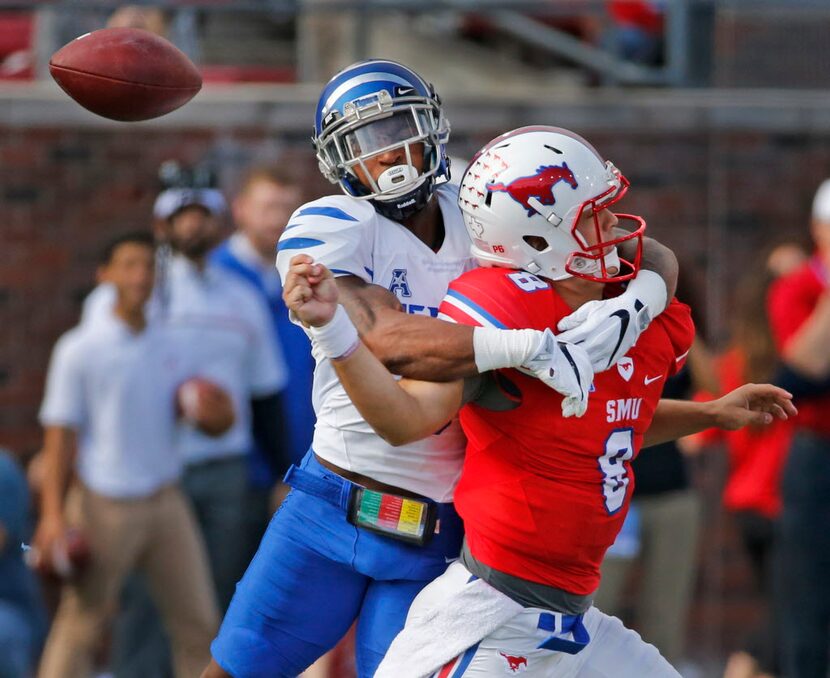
[336, 343, 464, 446]
[336, 274, 478, 381]
[285, 255, 592, 417]
[779, 291, 830, 379]
[284, 258, 464, 445]
[557, 234, 678, 371]
[643, 384, 797, 448]
[32, 426, 76, 566]
[623, 232, 679, 301]
[34, 333, 85, 564]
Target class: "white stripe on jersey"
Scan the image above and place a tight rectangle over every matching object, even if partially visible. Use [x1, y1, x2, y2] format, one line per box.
[440, 294, 500, 329]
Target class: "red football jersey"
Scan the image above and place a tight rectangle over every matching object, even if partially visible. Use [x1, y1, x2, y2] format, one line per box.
[768, 257, 830, 437]
[439, 267, 695, 595]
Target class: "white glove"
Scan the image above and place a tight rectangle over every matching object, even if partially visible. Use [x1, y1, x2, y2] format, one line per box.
[518, 329, 594, 418]
[556, 270, 667, 371]
[473, 326, 593, 417]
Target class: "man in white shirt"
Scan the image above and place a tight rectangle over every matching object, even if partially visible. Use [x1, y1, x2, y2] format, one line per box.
[214, 166, 313, 464]
[35, 232, 230, 678]
[210, 166, 314, 549]
[87, 186, 291, 608]
[155, 186, 290, 609]
[109, 184, 291, 678]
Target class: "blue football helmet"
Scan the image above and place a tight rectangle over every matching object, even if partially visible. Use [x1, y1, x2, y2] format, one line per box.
[312, 59, 451, 221]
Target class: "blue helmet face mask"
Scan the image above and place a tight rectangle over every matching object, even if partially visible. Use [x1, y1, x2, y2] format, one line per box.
[312, 60, 451, 221]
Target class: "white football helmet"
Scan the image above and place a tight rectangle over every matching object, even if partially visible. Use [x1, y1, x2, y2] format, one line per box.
[458, 125, 644, 283]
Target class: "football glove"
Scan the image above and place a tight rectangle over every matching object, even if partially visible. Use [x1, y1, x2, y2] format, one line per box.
[556, 271, 667, 371]
[519, 329, 593, 418]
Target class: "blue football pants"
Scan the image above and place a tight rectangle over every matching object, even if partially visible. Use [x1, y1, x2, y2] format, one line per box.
[211, 451, 464, 678]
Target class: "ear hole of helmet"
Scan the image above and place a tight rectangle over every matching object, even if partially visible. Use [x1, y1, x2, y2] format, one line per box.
[523, 235, 549, 252]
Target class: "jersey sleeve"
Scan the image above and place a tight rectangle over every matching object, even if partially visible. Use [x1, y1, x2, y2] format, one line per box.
[767, 268, 818, 352]
[438, 269, 547, 330]
[655, 298, 695, 376]
[39, 331, 87, 429]
[275, 197, 374, 285]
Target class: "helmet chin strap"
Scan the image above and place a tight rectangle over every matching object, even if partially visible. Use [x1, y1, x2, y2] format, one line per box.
[371, 175, 434, 221]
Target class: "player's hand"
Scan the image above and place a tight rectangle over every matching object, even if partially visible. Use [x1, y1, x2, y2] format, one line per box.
[283, 254, 339, 327]
[190, 380, 235, 437]
[521, 329, 593, 417]
[556, 291, 652, 372]
[709, 383, 797, 430]
[31, 512, 67, 572]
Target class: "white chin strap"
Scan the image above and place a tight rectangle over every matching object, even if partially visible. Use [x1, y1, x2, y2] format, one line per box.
[377, 164, 421, 195]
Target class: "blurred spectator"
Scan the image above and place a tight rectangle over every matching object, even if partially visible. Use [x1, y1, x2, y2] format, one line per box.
[594, 270, 717, 667]
[0, 11, 34, 80]
[0, 450, 47, 677]
[767, 241, 809, 280]
[111, 181, 290, 676]
[155, 182, 289, 608]
[712, 243, 806, 678]
[606, 0, 665, 66]
[105, 5, 168, 36]
[767, 180, 830, 678]
[34, 232, 222, 678]
[210, 166, 313, 466]
[35, 4, 195, 77]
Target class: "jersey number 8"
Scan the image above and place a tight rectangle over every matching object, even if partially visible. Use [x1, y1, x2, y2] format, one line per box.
[600, 428, 635, 514]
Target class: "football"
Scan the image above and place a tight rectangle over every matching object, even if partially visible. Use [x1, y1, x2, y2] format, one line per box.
[49, 27, 202, 122]
[28, 528, 92, 582]
[177, 377, 236, 436]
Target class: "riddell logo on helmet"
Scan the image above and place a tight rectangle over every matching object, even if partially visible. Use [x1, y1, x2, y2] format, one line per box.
[499, 651, 528, 673]
[487, 163, 578, 217]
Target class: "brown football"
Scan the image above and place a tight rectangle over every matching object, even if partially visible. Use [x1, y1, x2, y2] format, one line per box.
[49, 27, 202, 122]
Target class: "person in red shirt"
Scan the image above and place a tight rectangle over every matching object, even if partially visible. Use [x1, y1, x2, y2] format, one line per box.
[712, 245, 803, 678]
[284, 126, 794, 677]
[767, 180, 830, 678]
[607, 0, 665, 65]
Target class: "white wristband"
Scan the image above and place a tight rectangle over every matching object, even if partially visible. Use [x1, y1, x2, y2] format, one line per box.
[309, 305, 360, 360]
[626, 269, 668, 314]
[473, 327, 544, 373]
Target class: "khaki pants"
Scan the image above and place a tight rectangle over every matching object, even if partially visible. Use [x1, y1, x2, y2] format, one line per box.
[38, 483, 219, 678]
[593, 489, 701, 665]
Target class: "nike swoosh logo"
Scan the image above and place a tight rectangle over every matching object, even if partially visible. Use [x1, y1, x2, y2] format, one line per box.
[445, 557, 459, 564]
[558, 343, 584, 400]
[644, 375, 663, 385]
[607, 309, 631, 369]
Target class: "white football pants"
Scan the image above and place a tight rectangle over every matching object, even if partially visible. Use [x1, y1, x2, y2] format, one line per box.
[377, 561, 680, 678]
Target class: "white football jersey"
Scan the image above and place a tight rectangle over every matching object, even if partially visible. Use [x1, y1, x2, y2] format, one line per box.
[276, 182, 475, 502]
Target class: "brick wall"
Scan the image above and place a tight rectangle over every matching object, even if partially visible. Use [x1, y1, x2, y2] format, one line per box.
[714, 8, 830, 89]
